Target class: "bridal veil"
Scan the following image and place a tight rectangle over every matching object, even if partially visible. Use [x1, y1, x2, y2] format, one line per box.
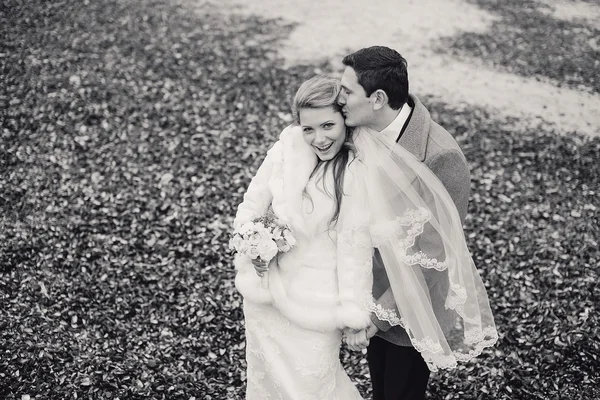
[340, 127, 498, 372]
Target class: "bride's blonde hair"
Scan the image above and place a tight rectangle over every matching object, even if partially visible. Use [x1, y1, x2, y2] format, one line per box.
[291, 75, 355, 227]
[292, 75, 343, 124]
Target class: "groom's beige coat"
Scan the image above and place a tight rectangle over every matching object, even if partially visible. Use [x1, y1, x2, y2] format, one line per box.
[371, 94, 471, 346]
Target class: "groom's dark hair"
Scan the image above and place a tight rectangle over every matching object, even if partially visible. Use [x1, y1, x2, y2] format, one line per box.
[342, 46, 408, 110]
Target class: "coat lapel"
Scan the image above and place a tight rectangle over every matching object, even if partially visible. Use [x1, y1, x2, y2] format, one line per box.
[397, 95, 430, 162]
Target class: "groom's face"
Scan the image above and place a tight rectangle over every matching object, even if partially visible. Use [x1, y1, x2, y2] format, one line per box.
[338, 66, 373, 128]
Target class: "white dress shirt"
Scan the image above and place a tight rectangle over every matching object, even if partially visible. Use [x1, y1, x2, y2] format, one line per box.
[379, 102, 413, 144]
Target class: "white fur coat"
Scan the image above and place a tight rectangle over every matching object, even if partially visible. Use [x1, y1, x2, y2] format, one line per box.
[233, 125, 373, 333]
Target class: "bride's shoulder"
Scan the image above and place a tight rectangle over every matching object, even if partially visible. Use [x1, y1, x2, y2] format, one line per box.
[344, 154, 366, 183]
[279, 124, 302, 140]
[278, 124, 314, 155]
[265, 125, 299, 155]
[273, 124, 305, 149]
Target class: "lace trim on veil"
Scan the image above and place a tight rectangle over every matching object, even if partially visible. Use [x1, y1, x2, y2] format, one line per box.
[365, 295, 404, 327]
[371, 207, 448, 270]
[417, 326, 499, 372]
[366, 207, 498, 371]
[370, 207, 478, 317]
[365, 291, 498, 372]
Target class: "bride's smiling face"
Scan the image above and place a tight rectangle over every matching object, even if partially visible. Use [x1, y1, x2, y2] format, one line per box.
[299, 106, 347, 161]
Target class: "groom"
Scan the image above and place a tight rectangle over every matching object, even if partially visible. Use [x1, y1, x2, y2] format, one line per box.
[338, 46, 471, 399]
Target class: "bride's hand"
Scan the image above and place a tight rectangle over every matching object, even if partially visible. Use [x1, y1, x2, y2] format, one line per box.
[344, 328, 369, 351]
[251, 258, 269, 277]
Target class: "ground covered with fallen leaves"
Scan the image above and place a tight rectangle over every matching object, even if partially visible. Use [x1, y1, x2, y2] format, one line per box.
[1, 0, 599, 399]
[445, 0, 600, 94]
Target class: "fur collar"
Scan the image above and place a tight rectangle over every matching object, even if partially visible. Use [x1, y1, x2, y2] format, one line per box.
[275, 125, 317, 236]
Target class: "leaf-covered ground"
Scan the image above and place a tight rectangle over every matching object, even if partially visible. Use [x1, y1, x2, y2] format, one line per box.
[441, 0, 600, 94]
[1, 0, 598, 399]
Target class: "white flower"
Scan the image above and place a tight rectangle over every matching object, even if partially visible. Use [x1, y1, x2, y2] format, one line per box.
[238, 221, 256, 235]
[232, 217, 295, 259]
[246, 232, 261, 246]
[283, 230, 297, 247]
[272, 227, 283, 240]
[229, 234, 242, 251]
[247, 246, 260, 259]
[238, 241, 249, 253]
[258, 240, 278, 261]
[256, 226, 272, 241]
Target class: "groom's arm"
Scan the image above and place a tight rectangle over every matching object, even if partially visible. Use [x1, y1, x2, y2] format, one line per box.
[369, 149, 471, 332]
[427, 149, 470, 223]
[415, 149, 470, 260]
[370, 251, 401, 332]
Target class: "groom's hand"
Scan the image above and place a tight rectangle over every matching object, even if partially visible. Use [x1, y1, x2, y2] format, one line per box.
[365, 320, 378, 340]
[344, 321, 378, 351]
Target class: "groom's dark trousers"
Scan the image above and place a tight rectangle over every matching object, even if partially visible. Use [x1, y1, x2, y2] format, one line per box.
[367, 337, 430, 400]
[366, 96, 471, 400]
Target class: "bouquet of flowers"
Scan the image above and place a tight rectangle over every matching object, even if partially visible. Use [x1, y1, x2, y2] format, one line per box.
[229, 214, 297, 267]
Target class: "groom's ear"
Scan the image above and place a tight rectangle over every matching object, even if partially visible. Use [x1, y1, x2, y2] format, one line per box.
[371, 89, 388, 111]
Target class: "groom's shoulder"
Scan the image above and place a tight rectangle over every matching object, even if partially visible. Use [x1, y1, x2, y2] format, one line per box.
[407, 95, 464, 163]
[425, 121, 465, 161]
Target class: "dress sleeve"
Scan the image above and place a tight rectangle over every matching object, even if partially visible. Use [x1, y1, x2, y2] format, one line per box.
[233, 140, 282, 230]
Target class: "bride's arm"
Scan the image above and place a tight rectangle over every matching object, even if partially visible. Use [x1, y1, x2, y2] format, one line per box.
[233, 139, 282, 302]
[233, 140, 282, 229]
[336, 159, 374, 331]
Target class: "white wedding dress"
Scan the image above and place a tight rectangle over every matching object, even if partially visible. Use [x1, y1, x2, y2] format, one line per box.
[234, 126, 371, 400]
[241, 172, 364, 399]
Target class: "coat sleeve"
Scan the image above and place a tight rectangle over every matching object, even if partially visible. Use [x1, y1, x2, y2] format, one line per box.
[369, 149, 471, 332]
[233, 140, 282, 304]
[427, 149, 470, 223]
[335, 159, 374, 330]
[233, 140, 282, 230]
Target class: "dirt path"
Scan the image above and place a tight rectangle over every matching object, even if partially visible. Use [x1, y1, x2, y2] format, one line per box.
[200, 0, 600, 137]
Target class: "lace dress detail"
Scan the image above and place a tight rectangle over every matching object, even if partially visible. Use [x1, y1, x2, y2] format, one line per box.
[243, 249, 364, 400]
[244, 300, 361, 399]
[412, 325, 499, 371]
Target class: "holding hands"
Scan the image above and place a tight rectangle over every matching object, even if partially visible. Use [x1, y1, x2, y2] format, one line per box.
[343, 320, 378, 351]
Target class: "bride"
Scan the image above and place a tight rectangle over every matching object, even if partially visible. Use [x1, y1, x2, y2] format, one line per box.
[233, 75, 497, 399]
